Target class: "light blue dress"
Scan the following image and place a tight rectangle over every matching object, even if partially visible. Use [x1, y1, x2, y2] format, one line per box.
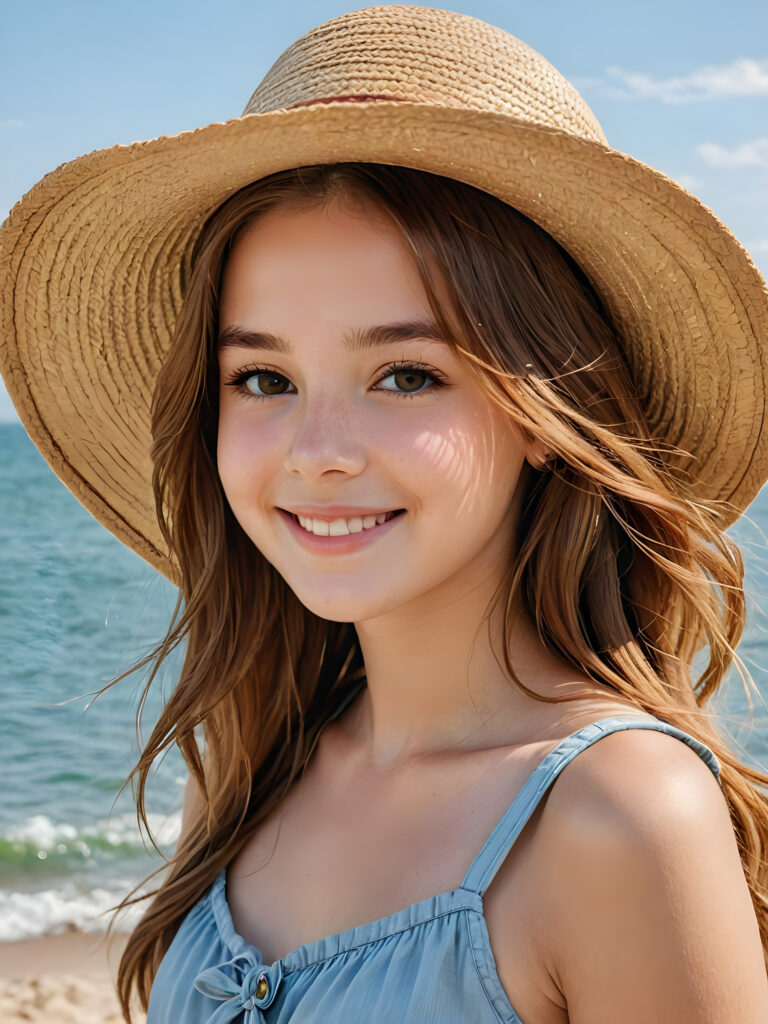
[147, 691, 722, 1024]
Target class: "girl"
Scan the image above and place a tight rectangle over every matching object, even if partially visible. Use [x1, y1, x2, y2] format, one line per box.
[1, 6, 767, 1023]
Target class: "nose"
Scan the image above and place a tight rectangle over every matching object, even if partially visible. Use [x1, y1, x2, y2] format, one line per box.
[284, 392, 366, 478]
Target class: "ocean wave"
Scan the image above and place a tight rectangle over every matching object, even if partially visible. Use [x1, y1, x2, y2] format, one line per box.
[0, 877, 152, 941]
[0, 811, 181, 880]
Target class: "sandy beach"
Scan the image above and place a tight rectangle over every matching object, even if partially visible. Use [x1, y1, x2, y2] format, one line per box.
[0, 932, 145, 1023]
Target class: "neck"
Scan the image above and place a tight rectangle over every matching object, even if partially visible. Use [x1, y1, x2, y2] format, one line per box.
[343, 576, 568, 771]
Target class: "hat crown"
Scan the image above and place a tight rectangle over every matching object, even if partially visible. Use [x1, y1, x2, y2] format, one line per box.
[242, 4, 607, 146]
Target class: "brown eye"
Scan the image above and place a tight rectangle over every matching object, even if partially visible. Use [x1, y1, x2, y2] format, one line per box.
[393, 369, 428, 392]
[245, 372, 292, 397]
[376, 363, 439, 396]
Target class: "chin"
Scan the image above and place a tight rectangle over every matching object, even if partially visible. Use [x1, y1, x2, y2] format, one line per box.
[282, 579, 407, 625]
[291, 594, 382, 624]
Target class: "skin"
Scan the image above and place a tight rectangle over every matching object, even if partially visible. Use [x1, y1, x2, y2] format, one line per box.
[203, 197, 768, 1023]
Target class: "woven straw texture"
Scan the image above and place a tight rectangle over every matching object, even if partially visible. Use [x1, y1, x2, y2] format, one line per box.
[1, 5, 767, 585]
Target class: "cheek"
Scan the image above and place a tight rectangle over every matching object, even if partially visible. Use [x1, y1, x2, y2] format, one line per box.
[414, 411, 524, 514]
[216, 409, 280, 508]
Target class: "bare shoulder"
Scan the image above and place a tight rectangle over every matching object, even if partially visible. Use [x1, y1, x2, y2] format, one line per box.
[528, 725, 768, 1024]
[546, 723, 728, 841]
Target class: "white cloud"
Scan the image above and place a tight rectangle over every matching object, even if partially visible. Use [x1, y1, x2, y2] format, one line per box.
[696, 138, 768, 169]
[0, 119, 25, 127]
[675, 174, 702, 192]
[748, 239, 768, 252]
[603, 57, 768, 104]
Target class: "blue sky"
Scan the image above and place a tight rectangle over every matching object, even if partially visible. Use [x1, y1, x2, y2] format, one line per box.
[1, 0, 766, 422]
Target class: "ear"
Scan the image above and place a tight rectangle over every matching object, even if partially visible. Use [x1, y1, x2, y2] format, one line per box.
[525, 437, 551, 471]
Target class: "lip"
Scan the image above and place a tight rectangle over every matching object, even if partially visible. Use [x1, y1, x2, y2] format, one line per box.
[277, 507, 406, 554]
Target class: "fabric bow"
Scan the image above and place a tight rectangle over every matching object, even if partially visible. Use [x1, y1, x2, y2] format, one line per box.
[194, 951, 284, 1022]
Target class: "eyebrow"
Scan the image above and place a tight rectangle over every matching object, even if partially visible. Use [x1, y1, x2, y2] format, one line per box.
[217, 318, 447, 353]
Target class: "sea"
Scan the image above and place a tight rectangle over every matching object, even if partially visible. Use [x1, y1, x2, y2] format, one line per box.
[1, 420, 768, 943]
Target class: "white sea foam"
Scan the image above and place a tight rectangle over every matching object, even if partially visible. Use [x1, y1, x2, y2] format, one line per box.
[0, 811, 181, 939]
[0, 878, 150, 940]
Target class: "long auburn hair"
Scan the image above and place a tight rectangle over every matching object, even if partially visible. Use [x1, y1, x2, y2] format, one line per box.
[113, 163, 768, 1018]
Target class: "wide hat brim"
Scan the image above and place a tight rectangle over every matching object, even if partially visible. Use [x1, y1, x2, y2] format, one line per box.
[1, 98, 767, 585]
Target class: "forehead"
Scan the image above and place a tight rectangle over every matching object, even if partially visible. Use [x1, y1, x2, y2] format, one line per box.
[218, 200, 440, 337]
[224, 198, 411, 277]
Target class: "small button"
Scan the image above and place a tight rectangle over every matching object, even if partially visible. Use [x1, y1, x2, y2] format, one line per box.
[243, 997, 255, 1010]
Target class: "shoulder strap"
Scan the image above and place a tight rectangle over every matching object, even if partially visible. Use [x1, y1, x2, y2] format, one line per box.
[460, 715, 722, 897]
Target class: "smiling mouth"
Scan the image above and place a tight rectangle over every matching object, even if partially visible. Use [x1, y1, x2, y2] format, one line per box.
[282, 509, 405, 537]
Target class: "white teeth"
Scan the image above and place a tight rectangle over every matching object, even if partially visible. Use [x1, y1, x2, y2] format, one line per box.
[293, 511, 399, 536]
[328, 518, 349, 537]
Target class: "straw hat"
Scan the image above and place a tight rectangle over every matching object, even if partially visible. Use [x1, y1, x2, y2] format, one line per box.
[1, 4, 766, 585]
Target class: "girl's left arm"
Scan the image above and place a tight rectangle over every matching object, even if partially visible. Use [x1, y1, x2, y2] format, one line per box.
[533, 728, 768, 1024]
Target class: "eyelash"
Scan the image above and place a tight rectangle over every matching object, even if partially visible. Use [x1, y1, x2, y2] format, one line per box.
[222, 360, 449, 402]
